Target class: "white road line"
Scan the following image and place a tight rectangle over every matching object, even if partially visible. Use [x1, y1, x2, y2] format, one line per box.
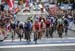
[0, 43, 75, 48]
[3, 37, 75, 42]
[3, 39, 26, 42]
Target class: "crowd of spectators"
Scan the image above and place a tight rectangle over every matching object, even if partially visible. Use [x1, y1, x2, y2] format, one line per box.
[0, 3, 17, 37]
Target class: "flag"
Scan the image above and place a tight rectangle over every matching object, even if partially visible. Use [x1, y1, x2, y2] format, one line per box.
[7, 0, 14, 10]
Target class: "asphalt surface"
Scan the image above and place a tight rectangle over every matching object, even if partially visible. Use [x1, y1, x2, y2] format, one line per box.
[6, 30, 75, 40]
[0, 29, 75, 46]
[0, 39, 75, 45]
[0, 46, 75, 51]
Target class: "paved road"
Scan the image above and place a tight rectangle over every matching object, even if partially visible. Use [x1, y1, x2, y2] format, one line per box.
[0, 45, 75, 51]
[6, 30, 75, 40]
[0, 36, 75, 46]
[0, 29, 75, 46]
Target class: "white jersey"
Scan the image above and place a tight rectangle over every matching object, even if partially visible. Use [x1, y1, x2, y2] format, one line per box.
[57, 18, 63, 24]
[18, 21, 25, 27]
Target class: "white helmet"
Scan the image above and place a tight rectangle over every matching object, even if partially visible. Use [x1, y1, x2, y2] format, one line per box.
[41, 19, 44, 22]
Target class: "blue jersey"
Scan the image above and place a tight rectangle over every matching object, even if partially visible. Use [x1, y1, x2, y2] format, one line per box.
[25, 22, 32, 31]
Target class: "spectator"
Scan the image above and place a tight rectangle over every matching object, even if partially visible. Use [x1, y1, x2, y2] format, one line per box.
[0, 3, 4, 11]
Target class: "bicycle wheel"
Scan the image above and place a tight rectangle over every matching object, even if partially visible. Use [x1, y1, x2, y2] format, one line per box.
[34, 30, 38, 44]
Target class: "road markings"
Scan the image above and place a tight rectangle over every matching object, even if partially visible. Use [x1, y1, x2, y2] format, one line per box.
[0, 43, 75, 48]
[3, 37, 75, 42]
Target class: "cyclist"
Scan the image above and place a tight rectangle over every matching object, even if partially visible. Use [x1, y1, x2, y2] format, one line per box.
[40, 19, 46, 38]
[18, 21, 24, 41]
[57, 17, 64, 38]
[24, 20, 32, 43]
[64, 17, 69, 36]
[45, 17, 51, 38]
[33, 19, 41, 44]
